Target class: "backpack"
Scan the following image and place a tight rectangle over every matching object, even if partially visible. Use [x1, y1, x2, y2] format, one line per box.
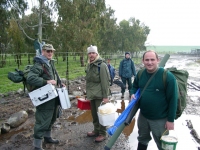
[8, 64, 49, 92]
[138, 67, 189, 120]
[163, 67, 189, 119]
[8, 69, 24, 83]
[22, 65, 36, 92]
[98, 62, 115, 86]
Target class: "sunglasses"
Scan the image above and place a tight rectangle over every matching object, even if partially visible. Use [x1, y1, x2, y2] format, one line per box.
[46, 50, 53, 53]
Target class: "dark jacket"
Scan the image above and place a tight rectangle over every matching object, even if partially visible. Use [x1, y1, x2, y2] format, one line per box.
[27, 56, 58, 89]
[119, 58, 136, 78]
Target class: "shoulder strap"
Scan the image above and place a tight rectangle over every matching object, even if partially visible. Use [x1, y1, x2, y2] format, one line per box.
[55, 69, 62, 87]
[138, 68, 145, 79]
[98, 62, 101, 72]
[41, 64, 51, 78]
[138, 68, 159, 100]
[163, 69, 167, 88]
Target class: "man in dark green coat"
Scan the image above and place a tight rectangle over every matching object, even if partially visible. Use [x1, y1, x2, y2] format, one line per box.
[119, 52, 136, 98]
[27, 44, 64, 150]
[85, 45, 111, 142]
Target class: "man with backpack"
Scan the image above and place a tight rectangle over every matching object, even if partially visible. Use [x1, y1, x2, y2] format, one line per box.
[130, 50, 178, 150]
[119, 52, 136, 98]
[85, 45, 111, 142]
[27, 44, 65, 150]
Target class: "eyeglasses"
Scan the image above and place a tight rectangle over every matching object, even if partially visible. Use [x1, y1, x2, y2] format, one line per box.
[46, 50, 53, 53]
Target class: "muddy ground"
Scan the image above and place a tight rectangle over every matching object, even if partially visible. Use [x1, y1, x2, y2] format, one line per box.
[0, 54, 200, 150]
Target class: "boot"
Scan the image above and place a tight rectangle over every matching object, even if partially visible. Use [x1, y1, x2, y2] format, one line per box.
[44, 137, 59, 144]
[44, 131, 59, 144]
[121, 93, 124, 98]
[137, 142, 147, 150]
[33, 138, 44, 150]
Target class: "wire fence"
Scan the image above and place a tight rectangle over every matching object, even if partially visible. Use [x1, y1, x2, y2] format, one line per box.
[0, 52, 132, 77]
[1, 51, 197, 93]
[0, 52, 143, 93]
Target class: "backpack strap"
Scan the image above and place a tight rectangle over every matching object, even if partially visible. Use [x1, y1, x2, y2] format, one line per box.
[138, 68, 145, 79]
[98, 62, 101, 73]
[41, 64, 51, 78]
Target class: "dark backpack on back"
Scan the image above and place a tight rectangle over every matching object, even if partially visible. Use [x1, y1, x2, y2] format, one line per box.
[8, 69, 24, 83]
[138, 67, 189, 120]
[163, 67, 189, 119]
[8, 64, 49, 92]
[98, 62, 115, 86]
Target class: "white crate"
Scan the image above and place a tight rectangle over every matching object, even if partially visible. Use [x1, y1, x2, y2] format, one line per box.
[98, 112, 118, 126]
[57, 87, 71, 109]
[28, 84, 58, 107]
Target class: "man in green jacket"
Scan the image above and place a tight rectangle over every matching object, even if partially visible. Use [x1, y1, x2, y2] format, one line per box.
[130, 50, 178, 150]
[85, 45, 111, 142]
[27, 44, 64, 150]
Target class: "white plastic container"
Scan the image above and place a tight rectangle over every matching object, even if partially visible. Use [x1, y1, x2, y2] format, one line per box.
[28, 84, 58, 107]
[98, 112, 117, 126]
[57, 87, 71, 109]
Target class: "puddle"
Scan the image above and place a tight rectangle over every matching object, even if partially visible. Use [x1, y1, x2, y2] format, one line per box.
[68, 99, 136, 138]
[75, 110, 92, 124]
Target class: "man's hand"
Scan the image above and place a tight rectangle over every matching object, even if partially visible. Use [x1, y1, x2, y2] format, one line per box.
[47, 80, 56, 85]
[165, 121, 174, 130]
[61, 83, 66, 87]
[103, 98, 109, 103]
[130, 94, 136, 101]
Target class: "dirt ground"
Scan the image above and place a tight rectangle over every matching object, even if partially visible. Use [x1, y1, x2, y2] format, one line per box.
[0, 54, 200, 150]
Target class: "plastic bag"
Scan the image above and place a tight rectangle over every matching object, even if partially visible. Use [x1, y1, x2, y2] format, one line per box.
[98, 102, 117, 114]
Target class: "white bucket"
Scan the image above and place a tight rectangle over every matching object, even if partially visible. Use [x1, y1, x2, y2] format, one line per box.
[97, 112, 117, 126]
[161, 130, 178, 150]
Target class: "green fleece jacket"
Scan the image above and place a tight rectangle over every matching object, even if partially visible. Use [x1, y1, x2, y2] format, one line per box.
[85, 57, 111, 100]
[130, 67, 178, 122]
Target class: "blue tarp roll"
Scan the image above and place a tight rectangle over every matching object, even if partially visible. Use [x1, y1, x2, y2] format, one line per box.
[107, 89, 140, 136]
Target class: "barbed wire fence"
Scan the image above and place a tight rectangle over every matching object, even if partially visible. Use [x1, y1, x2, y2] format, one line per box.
[0, 51, 199, 94]
[0, 52, 142, 93]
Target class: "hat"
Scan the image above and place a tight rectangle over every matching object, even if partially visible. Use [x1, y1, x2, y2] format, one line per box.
[87, 45, 98, 54]
[125, 52, 130, 55]
[42, 44, 56, 51]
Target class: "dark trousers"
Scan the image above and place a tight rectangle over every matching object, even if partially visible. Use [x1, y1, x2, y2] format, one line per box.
[34, 98, 59, 139]
[121, 77, 132, 94]
[90, 99, 106, 136]
[137, 112, 166, 150]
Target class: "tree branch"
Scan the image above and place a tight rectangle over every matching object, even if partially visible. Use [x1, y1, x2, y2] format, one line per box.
[16, 20, 34, 41]
[25, 22, 39, 28]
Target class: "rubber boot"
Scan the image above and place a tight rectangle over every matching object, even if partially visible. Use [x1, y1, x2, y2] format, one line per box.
[121, 93, 124, 98]
[44, 131, 59, 144]
[33, 138, 44, 150]
[44, 137, 59, 144]
[137, 142, 148, 150]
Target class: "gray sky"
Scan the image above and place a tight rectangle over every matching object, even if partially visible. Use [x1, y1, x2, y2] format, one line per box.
[106, 0, 200, 46]
[27, 0, 200, 46]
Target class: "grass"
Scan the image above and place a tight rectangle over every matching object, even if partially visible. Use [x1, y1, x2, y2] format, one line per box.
[0, 53, 141, 94]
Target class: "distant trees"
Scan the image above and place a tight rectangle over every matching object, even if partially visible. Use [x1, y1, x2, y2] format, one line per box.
[0, 0, 150, 59]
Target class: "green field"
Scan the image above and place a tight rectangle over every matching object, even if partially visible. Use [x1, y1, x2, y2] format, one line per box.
[146, 45, 200, 53]
[0, 53, 141, 94]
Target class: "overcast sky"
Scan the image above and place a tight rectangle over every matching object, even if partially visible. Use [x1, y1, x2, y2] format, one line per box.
[106, 0, 200, 46]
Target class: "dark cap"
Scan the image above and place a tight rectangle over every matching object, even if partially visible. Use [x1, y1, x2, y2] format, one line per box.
[125, 52, 130, 55]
